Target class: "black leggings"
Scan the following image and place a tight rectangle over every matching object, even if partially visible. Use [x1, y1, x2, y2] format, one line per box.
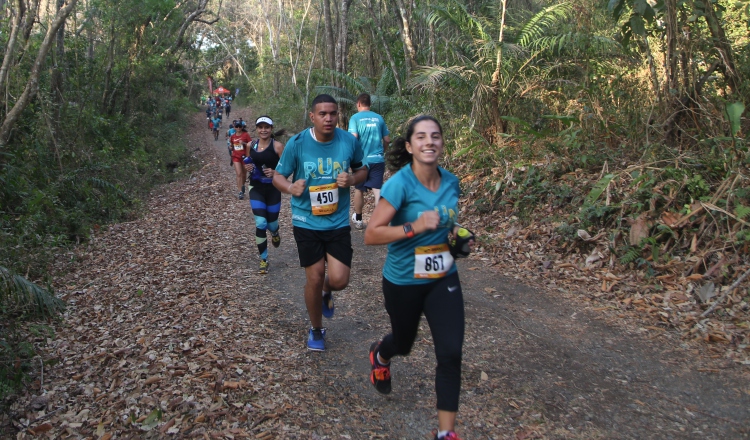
[379, 271, 464, 412]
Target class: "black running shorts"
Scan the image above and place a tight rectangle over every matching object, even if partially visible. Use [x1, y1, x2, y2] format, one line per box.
[293, 226, 353, 268]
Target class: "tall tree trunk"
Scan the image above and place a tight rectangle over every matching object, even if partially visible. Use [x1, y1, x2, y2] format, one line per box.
[0, 0, 78, 147]
[259, 0, 281, 95]
[48, 0, 65, 155]
[639, 35, 660, 99]
[334, 0, 353, 75]
[488, 0, 507, 139]
[286, 0, 313, 94]
[304, 13, 322, 125]
[50, 0, 65, 108]
[428, 0, 436, 66]
[322, 0, 335, 71]
[701, 0, 741, 93]
[122, 20, 148, 116]
[0, 0, 26, 104]
[21, 0, 40, 44]
[662, 0, 679, 98]
[393, 0, 416, 74]
[101, 20, 115, 114]
[365, 0, 401, 94]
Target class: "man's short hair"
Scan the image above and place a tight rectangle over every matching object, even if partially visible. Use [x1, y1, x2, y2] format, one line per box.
[356, 93, 371, 107]
[311, 94, 338, 109]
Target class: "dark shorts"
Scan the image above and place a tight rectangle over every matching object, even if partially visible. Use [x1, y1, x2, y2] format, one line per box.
[354, 162, 385, 191]
[293, 226, 353, 268]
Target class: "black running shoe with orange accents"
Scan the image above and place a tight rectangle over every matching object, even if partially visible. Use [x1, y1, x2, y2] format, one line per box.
[369, 341, 391, 394]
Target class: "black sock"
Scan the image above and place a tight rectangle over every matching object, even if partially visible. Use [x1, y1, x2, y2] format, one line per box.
[355, 213, 362, 221]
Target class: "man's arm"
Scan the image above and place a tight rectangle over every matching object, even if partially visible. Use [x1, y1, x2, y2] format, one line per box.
[272, 172, 292, 193]
[351, 166, 368, 186]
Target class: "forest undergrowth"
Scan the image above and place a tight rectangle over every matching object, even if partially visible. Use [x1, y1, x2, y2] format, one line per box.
[449, 135, 750, 368]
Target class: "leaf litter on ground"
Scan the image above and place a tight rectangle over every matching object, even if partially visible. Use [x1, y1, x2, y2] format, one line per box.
[5, 111, 749, 439]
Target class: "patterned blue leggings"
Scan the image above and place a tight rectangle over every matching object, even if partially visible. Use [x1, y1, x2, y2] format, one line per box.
[249, 183, 281, 260]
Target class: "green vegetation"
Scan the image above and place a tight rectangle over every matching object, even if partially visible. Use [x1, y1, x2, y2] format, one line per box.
[0, 0, 205, 402]
[2, 0, 749, 408]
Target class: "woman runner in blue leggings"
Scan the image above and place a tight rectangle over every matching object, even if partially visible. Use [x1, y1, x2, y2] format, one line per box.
[244, 116, 286, 273]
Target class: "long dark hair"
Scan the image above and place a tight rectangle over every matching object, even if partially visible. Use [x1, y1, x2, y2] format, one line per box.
[385, 115, 443, 172]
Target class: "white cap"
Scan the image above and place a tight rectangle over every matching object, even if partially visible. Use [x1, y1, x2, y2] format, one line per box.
[255, 116, 273, 126]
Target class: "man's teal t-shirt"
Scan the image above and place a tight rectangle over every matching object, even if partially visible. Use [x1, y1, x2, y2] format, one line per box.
[347, 110, 389, 164]
[276, 128, 366, 230]
[380, 165, 461, 285]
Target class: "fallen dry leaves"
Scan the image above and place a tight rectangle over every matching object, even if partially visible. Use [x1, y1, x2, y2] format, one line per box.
[4, 112, 749, 439]
[456, 163, 750, 369]
[7, 117, 334, 438]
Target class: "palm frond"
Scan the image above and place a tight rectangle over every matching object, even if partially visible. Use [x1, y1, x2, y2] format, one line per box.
[375, 68, 397, 98]
[407, 65, 474, 92]
[0, 266, 65, 318]
[429, 0, 492, 43]
[531, 32, 619, 56]
[315, 68, 367, 96]
[516, 2, 574, 47]
[87, 177, 129, 201]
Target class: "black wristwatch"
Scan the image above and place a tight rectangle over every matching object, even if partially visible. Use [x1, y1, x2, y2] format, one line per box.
[403, 222, 415, 238]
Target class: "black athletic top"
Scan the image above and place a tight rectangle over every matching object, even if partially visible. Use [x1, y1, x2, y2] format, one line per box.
[248, 139, 280, 184]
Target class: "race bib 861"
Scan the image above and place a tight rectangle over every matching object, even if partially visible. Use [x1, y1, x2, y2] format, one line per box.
[414, 243, 454, 279]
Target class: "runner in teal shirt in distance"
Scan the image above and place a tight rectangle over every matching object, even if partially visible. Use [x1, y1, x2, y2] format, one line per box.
[348, 93, 390, 229]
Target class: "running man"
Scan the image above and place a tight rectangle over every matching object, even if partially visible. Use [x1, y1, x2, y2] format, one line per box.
[211, 114, 222, 141]
[348, 93, 390, 230]
[272, 94, 368, 351]
[244, 116, 286, 274]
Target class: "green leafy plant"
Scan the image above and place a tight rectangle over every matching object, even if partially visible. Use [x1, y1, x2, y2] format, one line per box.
[0, 266, 65, 317]
[1, 266, 64, 400]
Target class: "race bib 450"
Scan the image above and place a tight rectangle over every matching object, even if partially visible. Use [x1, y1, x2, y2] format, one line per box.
[309, 183, 339, 215]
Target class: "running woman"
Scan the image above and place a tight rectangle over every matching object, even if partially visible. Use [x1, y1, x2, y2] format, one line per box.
[272, 94, 368, 351]
[348, 93, 390, 229]
[363, 115, 473, 440]
[243, 116, 286, 274]
[211, 114, 222, 141]
[229, 123, 252, 199]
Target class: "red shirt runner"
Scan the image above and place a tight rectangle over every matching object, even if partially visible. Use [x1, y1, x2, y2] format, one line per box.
[229, 132, 252, 161]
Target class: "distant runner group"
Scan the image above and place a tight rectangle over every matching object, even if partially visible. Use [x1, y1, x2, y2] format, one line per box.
[203, 92, 475, 440]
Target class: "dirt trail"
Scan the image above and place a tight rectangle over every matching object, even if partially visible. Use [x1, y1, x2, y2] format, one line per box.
[6, 111, 749, 439]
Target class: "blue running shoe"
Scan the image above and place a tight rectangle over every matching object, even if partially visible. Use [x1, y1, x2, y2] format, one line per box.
[322, 292, 334, 318]
[307, 327, 326, 351]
